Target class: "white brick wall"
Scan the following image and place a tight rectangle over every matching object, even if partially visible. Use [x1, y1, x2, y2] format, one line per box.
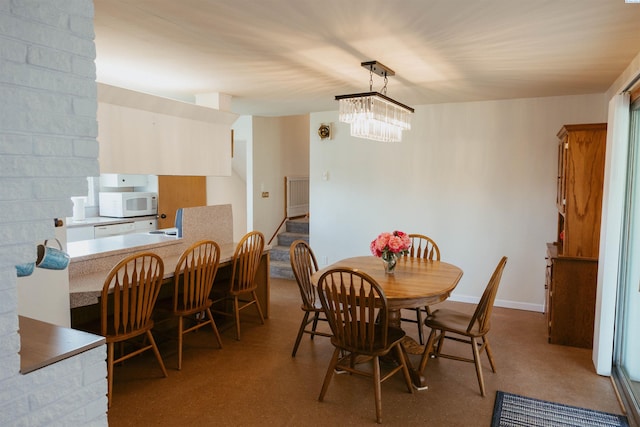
[0, 1, 106, 425]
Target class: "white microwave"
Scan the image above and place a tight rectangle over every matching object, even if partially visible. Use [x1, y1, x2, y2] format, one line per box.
[99, 192, 158, 218]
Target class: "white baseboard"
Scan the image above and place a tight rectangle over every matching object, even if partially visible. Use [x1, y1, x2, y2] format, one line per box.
[447, 294, 545, 313]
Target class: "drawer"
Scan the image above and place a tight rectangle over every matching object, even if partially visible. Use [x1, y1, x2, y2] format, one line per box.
[94, 222, 136, 238]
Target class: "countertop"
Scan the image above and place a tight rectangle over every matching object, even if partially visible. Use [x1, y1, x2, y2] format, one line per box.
[68, 241, 271, 308]
[67, 232, 181, 261]
[66, 215, 156, 228]
[67, 204, 240, 308]
[19, 315, 104, 374]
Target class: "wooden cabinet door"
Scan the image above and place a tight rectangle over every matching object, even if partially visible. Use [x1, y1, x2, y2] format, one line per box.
[563, 125, 606, 258]
[548, 257, 598, 349]
[157, 176, 206, 229]
[555, 123, 606, 258]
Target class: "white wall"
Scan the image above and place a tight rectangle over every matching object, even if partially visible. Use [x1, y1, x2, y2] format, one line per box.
[208, 115, 252, 241]
[281, 115, 312, 177]
[251, 115, 310, 243]
[98, 84, 238, 176]
[0, 1, 107, 425]
[310, 94, 607, 311]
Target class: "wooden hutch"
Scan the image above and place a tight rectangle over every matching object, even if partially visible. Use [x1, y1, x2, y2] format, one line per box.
[545, 123, 607, 348]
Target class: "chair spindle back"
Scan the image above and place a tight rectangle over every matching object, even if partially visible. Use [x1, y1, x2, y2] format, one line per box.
[101, 252, 164, 337]
[318, 268, 387, 353]
[290, 240, 320, 310]
[173, 240, 220, 312]
[407, 234, 440, 260]
[468, 256, 508, 335]
[230, 231, 265, 294]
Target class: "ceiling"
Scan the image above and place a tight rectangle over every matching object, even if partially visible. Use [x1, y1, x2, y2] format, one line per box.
[94, 0, 640, 117]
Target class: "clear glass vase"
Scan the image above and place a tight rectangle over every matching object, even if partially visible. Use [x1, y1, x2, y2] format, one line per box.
[381, 252, 398, 274]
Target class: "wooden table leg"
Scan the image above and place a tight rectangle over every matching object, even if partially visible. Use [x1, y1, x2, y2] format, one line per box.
[388, 308, 402, 329]
[389, 309, 428, 390]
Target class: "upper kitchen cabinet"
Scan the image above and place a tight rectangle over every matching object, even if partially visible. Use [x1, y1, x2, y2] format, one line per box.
[97, 83, 238, 176]
[100, 173, 148, 187]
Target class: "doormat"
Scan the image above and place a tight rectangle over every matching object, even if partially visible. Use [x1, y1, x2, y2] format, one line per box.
[491, 391, 629, 427]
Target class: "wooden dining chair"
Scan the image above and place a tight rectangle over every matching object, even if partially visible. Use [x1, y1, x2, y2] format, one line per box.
[212, 231, 265, 340]
[100, 252, 168, 408]
[418, 256, 507, 397]
[168, 240, 223, 370]
[400, 233, 441, 344]
[317, 267, 414, 424]
[289, 240, 331, 357]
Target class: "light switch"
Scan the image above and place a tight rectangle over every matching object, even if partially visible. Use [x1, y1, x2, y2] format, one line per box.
[322, 171, 329, 181]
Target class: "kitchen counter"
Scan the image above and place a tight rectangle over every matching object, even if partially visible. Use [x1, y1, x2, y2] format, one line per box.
[67, 232, 181, 261]
[68, 241, 271, 309]
[67, 204, 258, 309]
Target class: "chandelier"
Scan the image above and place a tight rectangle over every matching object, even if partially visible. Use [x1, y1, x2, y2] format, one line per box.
[335, 61, 414, 142]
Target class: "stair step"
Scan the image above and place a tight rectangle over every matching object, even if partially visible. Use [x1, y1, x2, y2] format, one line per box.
[269, 218, 309, 279]
[277, 232, 309, 247]
[286, 218, 309, 234]
[270, 260, 295, 280]
[270, 245, 291, 262]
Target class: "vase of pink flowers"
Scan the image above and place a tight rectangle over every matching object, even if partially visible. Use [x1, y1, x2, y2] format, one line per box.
[370, 230, 411, 274]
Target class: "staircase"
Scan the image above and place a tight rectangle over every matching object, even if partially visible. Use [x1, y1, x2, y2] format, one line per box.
[269, 217, 309, 279]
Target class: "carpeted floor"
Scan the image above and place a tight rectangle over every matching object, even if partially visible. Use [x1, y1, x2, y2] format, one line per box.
[106, 278, 627, 426]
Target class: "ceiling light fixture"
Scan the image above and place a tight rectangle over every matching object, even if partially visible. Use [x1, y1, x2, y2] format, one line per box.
[335, 61, 414, 142]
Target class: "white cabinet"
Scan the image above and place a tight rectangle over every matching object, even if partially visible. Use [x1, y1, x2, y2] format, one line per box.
[67, 225, 95, 242]
[97, 84, 238, 176]
[94, 222, 136, 238]
[134, 218, 157, 232]
[68, 217, 157, 242]
[100, 173, 148, 187]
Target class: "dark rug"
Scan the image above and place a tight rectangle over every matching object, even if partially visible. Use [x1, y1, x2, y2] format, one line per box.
[492, 391, 629, 427]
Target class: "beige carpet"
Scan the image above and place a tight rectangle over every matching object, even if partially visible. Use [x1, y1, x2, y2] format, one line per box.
[107, 278, 626, 426]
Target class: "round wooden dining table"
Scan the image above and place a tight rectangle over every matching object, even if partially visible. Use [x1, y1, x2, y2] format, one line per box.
[311, 255, 463, 390]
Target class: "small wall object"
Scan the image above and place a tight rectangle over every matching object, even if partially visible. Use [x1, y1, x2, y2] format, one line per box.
[318, 123, 332, 140]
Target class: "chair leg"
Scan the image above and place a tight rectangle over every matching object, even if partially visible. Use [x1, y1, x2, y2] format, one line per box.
[234, 296, 241, 340]
[395, 343, 414, 393]
[146, 330, 168, 378]
[372, 355, 382, 424]
[471, 336, 485, 397]
[319, 347, 341, 402]
[178, 316, 184, 371]
[416, 308, 424, 345]
[483, 336, 496, 372]
[418, 329, 438, 373]
[252, 291, 265, 324]
[292, 311, 311, 357]
[436, 331, 446, 355]
[107, 342, 114, 408]
[310, 312, 320, 340]
[205, 308, 223, 349]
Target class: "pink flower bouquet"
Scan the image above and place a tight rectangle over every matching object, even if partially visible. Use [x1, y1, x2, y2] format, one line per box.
[370, 230, 411, 261]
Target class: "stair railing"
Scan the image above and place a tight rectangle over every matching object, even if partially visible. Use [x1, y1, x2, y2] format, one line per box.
[268, 216, 288, 246]
[268, 176, 309, 246]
